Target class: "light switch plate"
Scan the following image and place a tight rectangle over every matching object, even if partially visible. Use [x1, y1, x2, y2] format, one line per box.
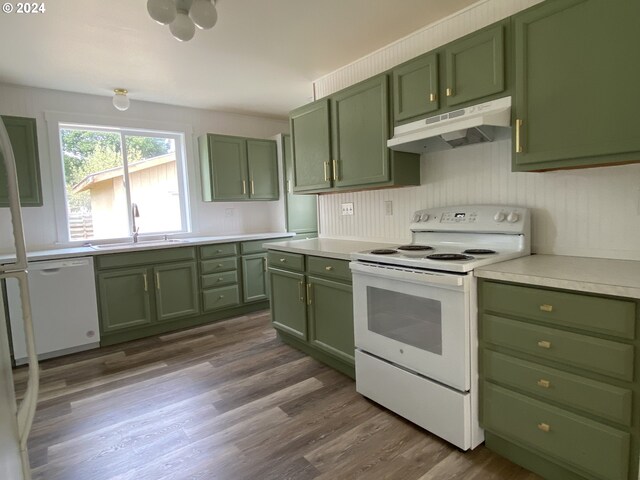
[341, 203, 354, 216]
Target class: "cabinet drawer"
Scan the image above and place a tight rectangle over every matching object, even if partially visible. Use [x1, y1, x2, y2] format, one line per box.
[241, 237, 290, 254]
[96, 247, 196, 269]
[201, 258, 237, 274]
[307, 256, 351, 282]
[482, 314, 634, 381]
[200, 243, 238, 259]
[483, 350, 633, 426]
[202, 285, 240, 311]
[201, 271, 238, 288]
[482, 382, 630, 480]
[482, 281, 636, 339]
[267, 251, 304, 272]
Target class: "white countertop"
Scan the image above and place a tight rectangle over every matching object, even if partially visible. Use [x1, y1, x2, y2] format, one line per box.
[0, 232, 295, 264]
[475, 254, 640, 299]
[264, 237, 397, 261]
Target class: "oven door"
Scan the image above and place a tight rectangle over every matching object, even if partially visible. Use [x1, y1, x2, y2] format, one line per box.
[350, 261, 471, 392]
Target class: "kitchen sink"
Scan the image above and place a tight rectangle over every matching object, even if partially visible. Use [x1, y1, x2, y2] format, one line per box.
[90, 239, 189, 250]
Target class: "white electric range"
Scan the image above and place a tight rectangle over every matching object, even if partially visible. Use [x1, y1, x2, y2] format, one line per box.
[349, 204, 530, 450]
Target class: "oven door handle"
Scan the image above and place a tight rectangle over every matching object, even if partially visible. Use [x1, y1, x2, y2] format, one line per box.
[349, 261, 465, 288]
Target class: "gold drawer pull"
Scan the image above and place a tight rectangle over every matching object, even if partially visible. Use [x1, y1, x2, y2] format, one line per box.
[537, 423, 550, 433]
[216, 249, 222, 253]
[298, 281, 305, 302]
[446, 87, 453, 97]
[429, 93, 436, 102]
[325, 266, 333, 271]
[279, 258, 286, 262]
[537, 340, 552, 349]
[219, 295, 224, 299]
[539, 304, 553, 312]
[537, 379, 551, 389]
[218, 277, 224, 281]
[217, 263, 223, 268]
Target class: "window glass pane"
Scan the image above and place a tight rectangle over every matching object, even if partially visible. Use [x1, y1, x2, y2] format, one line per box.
[61, 128, 128, 240]
[366, 286, 443, 355]
[125, 135, 182, 234]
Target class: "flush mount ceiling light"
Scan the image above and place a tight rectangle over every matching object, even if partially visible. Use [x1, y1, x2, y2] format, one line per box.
[147, 0, 218, 42]
[112, 89, 130, 111]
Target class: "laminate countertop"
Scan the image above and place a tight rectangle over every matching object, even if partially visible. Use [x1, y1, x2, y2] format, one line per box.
[475, 254, 640, 300]
[264, 237, 397, 261]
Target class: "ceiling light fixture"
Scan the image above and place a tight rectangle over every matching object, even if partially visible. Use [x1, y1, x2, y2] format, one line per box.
[147, 0, 217, 42]
[112, 89, 130, 111]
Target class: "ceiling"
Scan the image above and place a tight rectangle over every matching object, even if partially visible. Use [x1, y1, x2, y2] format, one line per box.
[0, 0, 479, 118]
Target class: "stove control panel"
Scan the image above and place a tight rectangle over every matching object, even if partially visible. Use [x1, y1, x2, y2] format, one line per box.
[410, 205, 530, 236]
[440, 211, 478, 223]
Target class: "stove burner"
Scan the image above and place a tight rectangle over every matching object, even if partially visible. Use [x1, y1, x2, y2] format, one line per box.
[462, 249, 496, 255]
[427, 253, 474, 261]
[370, 249, 398, 255]
[397, 245, 434, 251]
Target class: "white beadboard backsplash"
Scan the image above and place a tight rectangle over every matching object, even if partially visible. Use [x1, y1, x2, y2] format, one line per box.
[316, 0, 640, 261]
[319, 141, 640, 260]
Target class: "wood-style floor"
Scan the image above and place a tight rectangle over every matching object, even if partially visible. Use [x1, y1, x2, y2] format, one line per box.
[13, 310, 541, 480]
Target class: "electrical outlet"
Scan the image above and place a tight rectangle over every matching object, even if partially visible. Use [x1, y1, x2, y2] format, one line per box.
[384, 200, 393, 216]
[225, 208, 234, 217]
[341, 202, 354, 216]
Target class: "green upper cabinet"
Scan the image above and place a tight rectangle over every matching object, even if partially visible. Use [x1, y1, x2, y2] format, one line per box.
[443, 23, 505, 108]
[289, 75, 420, 194]
[283, 134, 317, 234]
[0, 115, 42, 207]
[331, 75, 390, 188]
[393, 53, 440, 122]
[154, 261, 199, 322]
[199, 134, 278, 201]
[512, 0, 640, 171]
[290, 99, 332, 192]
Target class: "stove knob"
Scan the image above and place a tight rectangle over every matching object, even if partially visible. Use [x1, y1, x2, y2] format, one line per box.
[494, 211, 506, 222]
[507, 212, 520, 223]
[412, 213, 421, 223]
[420, 213, 430, 222]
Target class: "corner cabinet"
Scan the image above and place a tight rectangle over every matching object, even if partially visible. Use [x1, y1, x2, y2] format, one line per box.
[479, 279, 640, 480]
[268, 251, 355, 377]
[199, 134, 279, 201]
[0, 115, 42, 207]
[512, 0, 640, 171]
[289, 74, 420, 194]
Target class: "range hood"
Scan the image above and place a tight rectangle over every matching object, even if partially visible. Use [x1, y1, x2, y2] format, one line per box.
[387, 96, 511, 154]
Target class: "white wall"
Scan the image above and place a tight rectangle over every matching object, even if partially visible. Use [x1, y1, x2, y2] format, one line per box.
[0, 83, 289, 251]
[314, 0, 640, 262]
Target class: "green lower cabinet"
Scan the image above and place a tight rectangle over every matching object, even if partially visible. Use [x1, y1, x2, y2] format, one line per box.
[241, 253, 269, 303]
[154, 262, 199, 322]
[269, 268, 307, 340]
[307, 275, 354, 364]
[97, 267, 153, 333]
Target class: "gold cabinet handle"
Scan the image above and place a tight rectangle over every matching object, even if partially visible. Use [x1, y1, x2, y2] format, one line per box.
[323, 161, 329, 182]
[155, 272, 160, 290]
[286, 180, 291, 193]
[332, 159, 338, 181]
[537, 379, 551, 389]
[537, 423, 550, 433]
[298, 281, 305, 302]
[539, 304, 553, 312]
[217, 263, 223, 268]
[306, 282, 312, 305]
[446, 87, 453, 97]
[537, 340, 552, 349]
[516, 118, 523, 153]
[143, 273, 148, 292]
[250, 179, 255, 195]
[279, 258, 286, 263]
[325, 266, 333, 271]
[429, 93, 436, 102]
[262, 257, 267, 272]
[242, 180, 247, 195]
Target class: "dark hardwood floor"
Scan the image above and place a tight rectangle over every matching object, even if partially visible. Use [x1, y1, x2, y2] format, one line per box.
[13, 310, 540, 480]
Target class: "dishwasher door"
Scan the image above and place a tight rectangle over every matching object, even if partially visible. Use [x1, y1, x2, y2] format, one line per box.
[7, 257, 100, 364]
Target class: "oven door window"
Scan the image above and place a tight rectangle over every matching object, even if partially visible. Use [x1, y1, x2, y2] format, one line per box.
[367, 287, 442, 355]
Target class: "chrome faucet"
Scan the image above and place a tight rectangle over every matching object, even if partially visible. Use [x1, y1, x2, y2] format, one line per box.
[132, 202, 140, 243]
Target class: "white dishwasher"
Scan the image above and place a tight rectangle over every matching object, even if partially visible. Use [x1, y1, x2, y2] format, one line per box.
[7, 257, 100, 365]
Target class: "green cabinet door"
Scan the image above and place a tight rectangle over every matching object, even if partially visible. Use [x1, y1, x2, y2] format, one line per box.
[0, 116, 42, 207]
[307, 276, 354, 365]
[269, 268, 307, 340]
[290, 99, 332, 192]
[98, 267, 153, 333]
[513, 0, 640, 171]
[204, 134, 249, 201]
[154, 261, 199, 322]
[242, 253, 268, 303]
[331, 75, 390, 188]
[283, 134, 317, 233]
[246, 139, 278, 200]
[393, 53, 439, 122]
[443, 23, 505, 107]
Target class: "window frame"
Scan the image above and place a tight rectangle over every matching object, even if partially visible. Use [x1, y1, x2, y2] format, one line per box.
[45, 111, 194, 245]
